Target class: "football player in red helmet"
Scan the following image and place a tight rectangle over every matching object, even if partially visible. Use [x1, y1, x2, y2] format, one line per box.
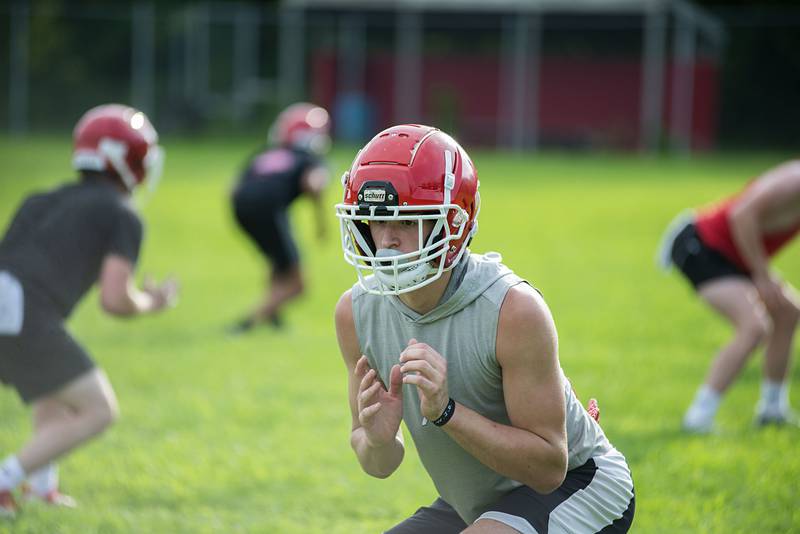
[229, 103, 331, 332]
[0, 104, 177, 516]
[334, 125, 634, 533]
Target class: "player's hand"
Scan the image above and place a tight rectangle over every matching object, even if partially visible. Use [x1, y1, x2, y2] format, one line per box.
[354, 355, 403, 448]
[586, 398, 600, 422]
[754, 272, 785, 314]
[143, 275, 180, 311]
[400, 339, 449, 422]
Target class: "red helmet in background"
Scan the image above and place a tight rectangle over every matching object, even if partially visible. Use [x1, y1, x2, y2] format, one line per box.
[72, 104, 163, 191]
[335, 124, 480, 295]
[269, 102, 331, 154]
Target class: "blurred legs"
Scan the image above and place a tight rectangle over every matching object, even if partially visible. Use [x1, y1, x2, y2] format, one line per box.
[18, 368, 118, 475]
[684, 278, 768, 431]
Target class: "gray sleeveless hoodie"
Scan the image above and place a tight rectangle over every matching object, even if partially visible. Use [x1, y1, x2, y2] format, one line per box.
[351, 252, 613, 523]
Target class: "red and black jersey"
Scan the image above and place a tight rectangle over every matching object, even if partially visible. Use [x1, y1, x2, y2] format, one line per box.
[695, 189, 800, 272]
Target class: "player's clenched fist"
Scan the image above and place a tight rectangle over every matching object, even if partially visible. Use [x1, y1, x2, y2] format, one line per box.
[399, 338, 450, 422]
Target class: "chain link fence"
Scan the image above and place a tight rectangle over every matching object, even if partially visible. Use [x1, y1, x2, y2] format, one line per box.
[2, 1, 798, 150]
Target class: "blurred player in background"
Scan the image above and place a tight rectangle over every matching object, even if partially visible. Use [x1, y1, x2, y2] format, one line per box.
[0, 104, 178, 517]
[229, 103, 331, 332]
[334, 125, 635, 533]
[661, 161, 800, 433]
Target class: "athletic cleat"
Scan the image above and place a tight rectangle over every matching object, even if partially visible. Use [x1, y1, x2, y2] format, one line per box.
[22, 485, 77, 508]
[0, 490, 18, 519]
[755, 410, 800, 428]
[227, 313, 283, 335]
[682, 408, 715, 434]
[267, 312, 283, 329]
[226, 317, 255, 336]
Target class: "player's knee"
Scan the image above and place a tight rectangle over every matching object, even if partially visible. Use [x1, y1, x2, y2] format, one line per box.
[294, 277, 305, 296]
[737, 315, 770, 349]
[91, 395, 120, 431]
[283, 274, 304, 297]
[780, 300, 800, 326]
[791, 303, 800, 325]
[767, 297, 800, 327]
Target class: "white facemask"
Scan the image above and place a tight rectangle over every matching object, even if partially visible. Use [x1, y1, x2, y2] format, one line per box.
[373, 248, 435, 293]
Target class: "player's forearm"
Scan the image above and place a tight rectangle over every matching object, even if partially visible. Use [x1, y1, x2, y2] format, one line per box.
[729, 209, 769, 276]
[350, 428, 405, 479]
[442, 401, 567, 494]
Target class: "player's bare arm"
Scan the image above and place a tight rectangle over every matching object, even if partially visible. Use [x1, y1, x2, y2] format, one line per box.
[301, 165, 330, 197]
[401, 283, 568, 494]
[99, 255, 178, 316]
[335, 290, 405, 478]
[302, 165, 330, 240]
[730, 161, 800, 309]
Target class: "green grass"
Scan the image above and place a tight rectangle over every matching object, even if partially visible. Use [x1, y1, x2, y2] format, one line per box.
[0, 137, 797, 533]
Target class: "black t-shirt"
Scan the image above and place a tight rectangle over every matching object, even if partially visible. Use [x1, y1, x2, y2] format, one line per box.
[234, 146, 321, 209]
[0, 178, 143, 318]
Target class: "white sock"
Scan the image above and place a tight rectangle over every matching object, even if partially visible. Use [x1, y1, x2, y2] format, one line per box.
[759, 379, 789, 415]
[27, 463, 58, 496]
[0, 456, 25, 492]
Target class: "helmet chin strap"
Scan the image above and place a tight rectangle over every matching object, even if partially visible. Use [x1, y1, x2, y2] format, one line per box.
[373, 249, 434, 292]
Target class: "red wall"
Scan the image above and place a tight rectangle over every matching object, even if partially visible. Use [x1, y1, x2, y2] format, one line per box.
[312, 52, 719, 150]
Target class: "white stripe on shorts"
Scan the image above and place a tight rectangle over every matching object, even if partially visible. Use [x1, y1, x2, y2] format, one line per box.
[0, 271, 24, 336]
[479, 511, 537, 534]
[548, 449, 634, 534]
[656, 209, 695, 271]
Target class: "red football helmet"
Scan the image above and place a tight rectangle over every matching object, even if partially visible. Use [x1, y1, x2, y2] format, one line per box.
[335, 124, 480, 295]
[72, 104, 162, 191]
[269, 102, 330, 154]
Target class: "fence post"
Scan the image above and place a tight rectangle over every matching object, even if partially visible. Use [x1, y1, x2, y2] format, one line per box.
[279, 7, 305, 107]
[132, 2, 156, 117]
[233, 4, 259, 122]
[501, 12, 540, 152]
[9, 0, 30, 135]
[394, 9, 422, 123]
[640, 5, 667, 153]
[671, 1, 697, 156]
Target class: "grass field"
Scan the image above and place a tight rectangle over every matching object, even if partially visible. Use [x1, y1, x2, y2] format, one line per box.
[0, 136, 798, 533]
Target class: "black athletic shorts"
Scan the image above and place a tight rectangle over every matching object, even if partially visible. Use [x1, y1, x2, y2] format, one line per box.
[0, 282, 94, 404]
[670, 223, 750, 290]
[232, 184, 299, 274]
[386, 454, 635, 533]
